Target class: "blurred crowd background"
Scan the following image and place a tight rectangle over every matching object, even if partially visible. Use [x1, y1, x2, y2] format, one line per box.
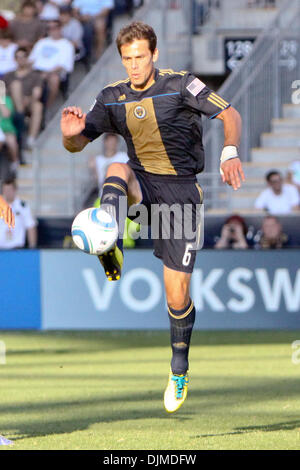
[0, 0, 299, 251]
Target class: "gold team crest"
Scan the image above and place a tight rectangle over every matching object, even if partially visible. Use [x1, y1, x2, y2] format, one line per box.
[134, 105, 147, 119]
[118, 94, 126, 101]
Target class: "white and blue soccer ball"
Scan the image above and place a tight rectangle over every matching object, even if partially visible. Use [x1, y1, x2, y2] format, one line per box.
[71, 208, 118, 255]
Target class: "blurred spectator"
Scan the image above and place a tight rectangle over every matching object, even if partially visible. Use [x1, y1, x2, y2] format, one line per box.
[0, 29, 17, 77]
[0, 95, 20, 172]
[0, 126, 5, 152]
[287, 160, 300, 193]
[38, 0, 72, 21]
[0, 15, 9, 30]
[254, 215, 289, 249]
[73, 0, 114, 59]
[214, 214, 249, 249]
[88, 133, 128, 191]
[255, 170, 300, 214]
[29, 19, 75, 108]
[59, 5, 85, 61]
[4, 47, 44, 151]
[0, 176, 37, 249]
[9, 1, 45, 52]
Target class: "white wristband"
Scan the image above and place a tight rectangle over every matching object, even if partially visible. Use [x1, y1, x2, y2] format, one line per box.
[220, 145, 239, 163]
[220, 146, 238, 176]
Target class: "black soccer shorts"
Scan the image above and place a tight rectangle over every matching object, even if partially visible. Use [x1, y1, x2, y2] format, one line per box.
[132, 170, 203, 273]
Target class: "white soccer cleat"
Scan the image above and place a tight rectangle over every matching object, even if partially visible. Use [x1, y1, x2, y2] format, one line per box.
[164, 369, 189, 413]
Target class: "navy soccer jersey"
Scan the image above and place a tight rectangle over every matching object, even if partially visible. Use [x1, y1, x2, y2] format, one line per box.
[82, 68, 230, 176]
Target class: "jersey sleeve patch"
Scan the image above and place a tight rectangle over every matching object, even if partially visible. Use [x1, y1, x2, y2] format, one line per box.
[186, 78, 206, 97]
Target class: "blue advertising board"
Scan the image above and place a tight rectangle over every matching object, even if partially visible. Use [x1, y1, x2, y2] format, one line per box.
[0, 250, 41, 329]
[41, 250, 300, 330]
[0, 249, 299, 330]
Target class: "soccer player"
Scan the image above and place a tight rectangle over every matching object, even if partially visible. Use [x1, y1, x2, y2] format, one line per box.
[61, 21, 244, 413]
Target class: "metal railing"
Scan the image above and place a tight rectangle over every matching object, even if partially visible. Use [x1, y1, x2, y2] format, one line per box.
[31, 0, 194, 216]
[199, 0, 300, 209]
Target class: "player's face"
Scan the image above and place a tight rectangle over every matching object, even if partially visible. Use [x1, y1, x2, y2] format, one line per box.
[121, 39, 158, 90]
[2, 184, 16, 204]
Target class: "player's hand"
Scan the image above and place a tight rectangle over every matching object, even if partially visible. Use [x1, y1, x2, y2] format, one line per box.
[61, 106, 87, 138]
[220, 157, 245, 191]
[0, 195, 14, 229]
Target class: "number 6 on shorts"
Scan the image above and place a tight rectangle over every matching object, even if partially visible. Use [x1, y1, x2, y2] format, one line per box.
[182, 243, 194, 267]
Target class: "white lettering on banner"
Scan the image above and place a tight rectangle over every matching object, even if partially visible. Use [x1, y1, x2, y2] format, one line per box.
[227, 268, 255, 312]
[255, 269, 300, 312]
[120, 268, 162, 312]
[82, 269, 116, 311]
[192, 269, 225, 311]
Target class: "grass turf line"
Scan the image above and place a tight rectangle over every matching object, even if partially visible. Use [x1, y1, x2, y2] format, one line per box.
[0, 330, 300, 450]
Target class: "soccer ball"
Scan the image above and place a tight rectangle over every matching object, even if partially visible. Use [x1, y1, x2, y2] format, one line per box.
[71, 208, 118, 255]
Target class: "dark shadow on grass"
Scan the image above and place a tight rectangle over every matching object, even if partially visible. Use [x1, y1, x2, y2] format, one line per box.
[1, 330, 300, 350]
[0, 396, 191, 442]
[196, 419, 300, 438]
[1, 375, 300, 442]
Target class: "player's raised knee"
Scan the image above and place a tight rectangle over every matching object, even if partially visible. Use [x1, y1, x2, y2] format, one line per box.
[106, 162, 131, 181]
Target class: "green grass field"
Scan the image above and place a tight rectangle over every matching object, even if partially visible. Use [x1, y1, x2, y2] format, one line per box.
[0, 330, 300, 450]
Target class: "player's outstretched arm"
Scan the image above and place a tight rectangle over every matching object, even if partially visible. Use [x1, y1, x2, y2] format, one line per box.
[216, 106, 245, 191]
[61, 106, 90, 153]
[0, 195, 14, 229]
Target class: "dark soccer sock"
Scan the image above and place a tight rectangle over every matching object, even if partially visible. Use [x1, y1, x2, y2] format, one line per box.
[168, 299, 196, 375]
[100, 176, 128, 252]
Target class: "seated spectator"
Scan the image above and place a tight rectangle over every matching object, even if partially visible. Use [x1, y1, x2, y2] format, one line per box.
[255, 170, 300, 214]
[59, 5, 85, 61]
[29, 19, 75, 108]
[214, 214, 249, 249]
[0, 29, 17, 77]
[9, 1, 45, 52]
[287, 160, 300, 193]
[255, 215, 289, 249]
[88, 133, 128, 191]
[38, 0, 72, 22]
[4, 47, 44, 150]
[73, 0, 114, 59]
[0, 177, 37, 249]
[0, 95, 20, 172]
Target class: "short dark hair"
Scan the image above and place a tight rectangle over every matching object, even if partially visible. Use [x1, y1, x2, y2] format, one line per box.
[21, 1, 37, 11]
[0, 28, 13, 41]
[15, 47, 28, 58]
[2, 176, 17, 189]
[116, 21, 157, 55]
[266, 170, 281, 182]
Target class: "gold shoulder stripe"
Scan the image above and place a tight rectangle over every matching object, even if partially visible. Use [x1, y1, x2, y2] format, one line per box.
[207, 97, 227, 109]
[159, 68, 174, 73]
[159, 70, 187, 77]
[104, 78, 130, 88]
[210, 92, 229, 107]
